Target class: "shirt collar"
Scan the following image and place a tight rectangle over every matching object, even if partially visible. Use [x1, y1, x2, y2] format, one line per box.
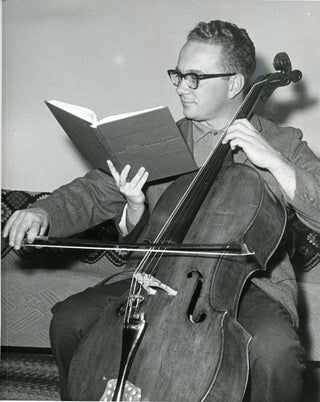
[192, 121, 225, 144]
[192, 114, 263, 137]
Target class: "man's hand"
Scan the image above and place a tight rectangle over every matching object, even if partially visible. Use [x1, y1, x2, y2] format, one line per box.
[223, 118, 296, 199]
[3, 208, 49, 250]
[223, 119, 282, 170]
[107, 160, 148, 230]
[107, 160, 148, 205]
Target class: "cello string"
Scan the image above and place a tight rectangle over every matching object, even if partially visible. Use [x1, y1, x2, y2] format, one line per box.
[126, 80, 264, 286]
[142, 79, 267, 246]
[124, 78, 268, 320]
[128, 142, 233, 288]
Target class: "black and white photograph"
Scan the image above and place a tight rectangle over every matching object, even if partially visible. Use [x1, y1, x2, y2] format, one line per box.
[1, 1, 320, 401]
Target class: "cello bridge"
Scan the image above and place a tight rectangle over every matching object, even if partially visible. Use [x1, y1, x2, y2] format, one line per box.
[134, 272, 177, 296]
[100, 378, 141, 401]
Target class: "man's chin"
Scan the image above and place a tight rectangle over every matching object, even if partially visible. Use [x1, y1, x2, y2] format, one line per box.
[182, 106, 198, 120]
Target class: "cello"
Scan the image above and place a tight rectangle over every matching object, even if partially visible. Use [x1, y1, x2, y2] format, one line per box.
[45, 53, 302, 401]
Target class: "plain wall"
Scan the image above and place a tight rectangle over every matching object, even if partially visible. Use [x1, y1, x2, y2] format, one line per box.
[2, 0, 320, 191]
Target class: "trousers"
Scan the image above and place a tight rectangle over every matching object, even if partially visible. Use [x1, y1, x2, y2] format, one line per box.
[50, 279, 305, 401]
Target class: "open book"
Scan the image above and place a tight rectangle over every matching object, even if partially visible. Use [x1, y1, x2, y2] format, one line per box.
[45, 100, 197, 182]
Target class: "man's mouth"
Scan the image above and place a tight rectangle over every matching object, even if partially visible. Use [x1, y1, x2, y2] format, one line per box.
[181, 99, 194, 105]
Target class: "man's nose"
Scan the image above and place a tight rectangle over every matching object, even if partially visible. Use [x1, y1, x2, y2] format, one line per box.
[176, 78, 190, 95]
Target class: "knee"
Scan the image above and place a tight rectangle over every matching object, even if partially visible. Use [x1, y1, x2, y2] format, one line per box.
[250, 328, 305, 374]
[49, 286, 106, 345]
[50, 296, 81, 340]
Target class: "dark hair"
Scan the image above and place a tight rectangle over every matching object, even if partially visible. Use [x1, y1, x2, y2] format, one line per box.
[187, 20, 256, 90]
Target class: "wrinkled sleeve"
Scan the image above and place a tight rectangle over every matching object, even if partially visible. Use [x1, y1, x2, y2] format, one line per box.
[32, 169, 126, 237]
[282, 128, 320, 232]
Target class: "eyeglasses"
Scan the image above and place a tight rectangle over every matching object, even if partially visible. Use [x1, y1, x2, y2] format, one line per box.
[167, 69, 236, 90]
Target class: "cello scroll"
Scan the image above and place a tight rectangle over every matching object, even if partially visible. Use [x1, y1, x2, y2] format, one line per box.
[259, 52, 302, 101]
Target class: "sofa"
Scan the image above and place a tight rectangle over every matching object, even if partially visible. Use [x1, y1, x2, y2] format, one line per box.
[1, 189, 320, 363]
[1, 189, 129, 348]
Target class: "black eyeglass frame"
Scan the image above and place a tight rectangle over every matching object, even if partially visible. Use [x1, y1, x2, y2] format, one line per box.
[167, 69, 237, 89]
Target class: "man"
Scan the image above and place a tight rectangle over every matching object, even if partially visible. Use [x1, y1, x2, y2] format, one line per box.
[4, 20, 320, 401]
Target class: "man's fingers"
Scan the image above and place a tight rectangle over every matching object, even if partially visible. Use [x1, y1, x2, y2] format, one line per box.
[228, 137, 251, 151]
[15, 224, 30, 248]
[5, 210, 48, 249]
[137, 171, 149, 189]
[107, 162, 147, 205]
[235, 118, 254, 128]
[106, 160, 120, 183]
[26, 221, 43, 243]
[107, 161, 148, 193]
[119, 165, 131, 186]
[39, 220, 49, 236]
[231, 118, 255, 131]
[3, 211, 21, 238]
[225, 119, 257, 140]
[223, 131, 255, 144]
[130, 167, 146, 187]
[7, 213, 25, 247]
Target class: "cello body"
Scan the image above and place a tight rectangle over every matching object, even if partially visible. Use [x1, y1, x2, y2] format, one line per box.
[67, 164, 286, 401]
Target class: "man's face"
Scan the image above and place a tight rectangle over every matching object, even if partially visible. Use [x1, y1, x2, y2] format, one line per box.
[175, 41, 232, 126]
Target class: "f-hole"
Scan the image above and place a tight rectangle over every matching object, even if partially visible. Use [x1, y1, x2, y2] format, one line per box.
[187, 270, 206, 323]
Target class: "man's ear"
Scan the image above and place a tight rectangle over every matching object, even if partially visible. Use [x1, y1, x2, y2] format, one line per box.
[228, 74, 245, 99]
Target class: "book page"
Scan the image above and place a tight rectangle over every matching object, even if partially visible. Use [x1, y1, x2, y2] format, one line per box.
[47, 101, 165, 128]
[47, 100, 98, 126]
[97, 106, 165, 126]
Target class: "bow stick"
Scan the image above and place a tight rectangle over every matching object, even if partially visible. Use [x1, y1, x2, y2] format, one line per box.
[15, 235, 254, 257]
